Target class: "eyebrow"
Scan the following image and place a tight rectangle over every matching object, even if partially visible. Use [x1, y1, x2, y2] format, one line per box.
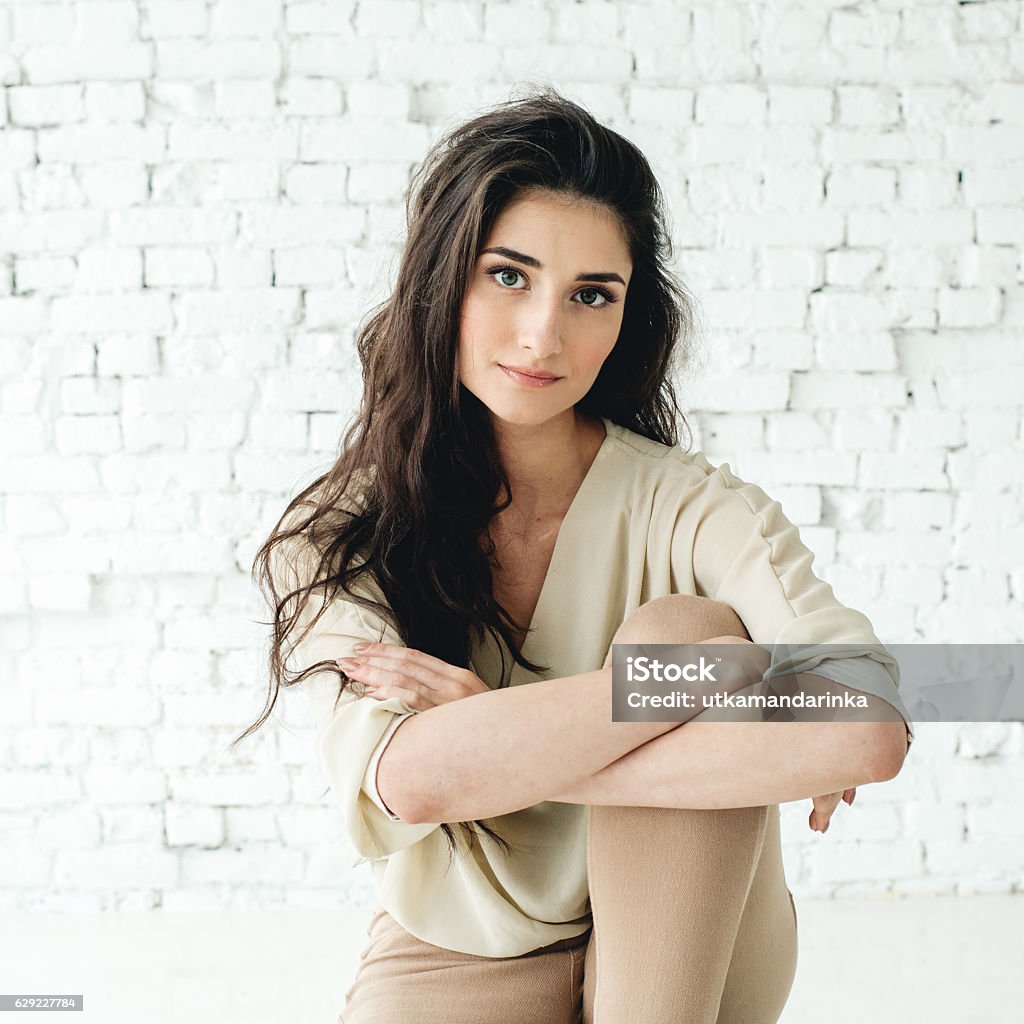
[479, 246, 627, 287]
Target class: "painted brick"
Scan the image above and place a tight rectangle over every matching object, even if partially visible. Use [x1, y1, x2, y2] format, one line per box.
[54, 844, 178, 889]
[144, 248, 215, 288]
[84, 82, 146, 122]
[144, 2, 208, 38]
[2, 0, 1021, 914]
[213, 81, 276, 119]
[74, 248, 144, 292]
[272, 243, 348, 284]
[421, 1, 481, 41]
[695, 84, 767, 124]
[155, 39, 281, 80]
[767, 85, 833, 123]
[283, 166, 348, 205]
[210, 0, 282, 38]
[23, 39, 152, 86]
[286, 3, 357, 36]
[12, 3, 75, 43]
[78, 163, 149, 207]
[9, 84, 85, 126]
[281, 77, 344, 117]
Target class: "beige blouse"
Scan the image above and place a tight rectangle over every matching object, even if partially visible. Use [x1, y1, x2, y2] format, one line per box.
[292, 417, 914, 957]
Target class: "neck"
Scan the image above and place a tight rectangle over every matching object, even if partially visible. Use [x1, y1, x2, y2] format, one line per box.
[492, 411, 606, 523]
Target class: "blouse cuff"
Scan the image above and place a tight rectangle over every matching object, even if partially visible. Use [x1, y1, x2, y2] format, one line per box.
[801, 654, 915, 746]
[361, 711, 417, 820]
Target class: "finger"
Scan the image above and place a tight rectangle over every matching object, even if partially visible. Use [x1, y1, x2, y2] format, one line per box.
[356, 646, 487, 699]
[356, 676, 429, 712]
[810, 792, 842, 832]
[342, 645, 449, 693]
[336, 654, 423, 695]
[810, 807, 834, 833]
[843, 788, 856, 805]
[380, 688, 428, 712]
[338, 659, 417, 703]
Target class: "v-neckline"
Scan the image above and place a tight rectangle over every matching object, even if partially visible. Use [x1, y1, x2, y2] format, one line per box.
[505, 416, 615, 665]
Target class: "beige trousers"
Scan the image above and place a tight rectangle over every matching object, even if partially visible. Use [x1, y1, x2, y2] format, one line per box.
[338, 801, 797, 1023]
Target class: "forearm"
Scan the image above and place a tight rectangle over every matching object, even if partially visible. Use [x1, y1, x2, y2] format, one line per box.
[378, 665, 685, 824]
[546, 675, 905, 809]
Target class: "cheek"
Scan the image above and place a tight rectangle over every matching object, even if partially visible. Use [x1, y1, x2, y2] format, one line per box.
[456, 328, 475, 376]
[457, 298, 480, 365]
[459, 293, 497, 345]
[458, 319, 483, 366]
[578, 318, 621, 372]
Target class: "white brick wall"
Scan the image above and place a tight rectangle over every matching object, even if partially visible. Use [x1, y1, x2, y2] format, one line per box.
[1, 0, 1022, 913]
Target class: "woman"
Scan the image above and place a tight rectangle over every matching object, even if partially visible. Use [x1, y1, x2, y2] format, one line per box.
[239, 87, 914, 1023]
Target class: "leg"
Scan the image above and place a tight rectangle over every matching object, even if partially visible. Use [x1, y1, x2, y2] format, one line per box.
[340, 906, 586, 1024]
[582, 595, 797, 1023]
[600, 593, 751, 669]
[715, 804, 798, 1023]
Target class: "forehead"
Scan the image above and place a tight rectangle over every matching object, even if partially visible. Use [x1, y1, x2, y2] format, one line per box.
[484, 192, 631, 265]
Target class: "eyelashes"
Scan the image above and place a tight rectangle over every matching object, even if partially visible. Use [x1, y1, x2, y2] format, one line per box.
[484, 264, 619, 310]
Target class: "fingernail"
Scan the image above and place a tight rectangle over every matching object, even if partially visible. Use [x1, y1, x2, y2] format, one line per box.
[338, 657, 360, 669]
[352, 642, 370, 653]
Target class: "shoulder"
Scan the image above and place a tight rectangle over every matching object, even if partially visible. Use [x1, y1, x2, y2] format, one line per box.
[604, 419, 740, 495]
[268, 467, 376, 594]
[601, 420, 786, 541]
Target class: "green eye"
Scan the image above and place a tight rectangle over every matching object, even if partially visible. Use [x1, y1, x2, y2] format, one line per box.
[484, 265, 618, 310]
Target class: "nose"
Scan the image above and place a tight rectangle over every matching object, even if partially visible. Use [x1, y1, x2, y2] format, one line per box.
[516, 295, 563, 360]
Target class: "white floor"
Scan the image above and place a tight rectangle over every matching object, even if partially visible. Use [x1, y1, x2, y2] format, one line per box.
[0, 895, 1020, 1022]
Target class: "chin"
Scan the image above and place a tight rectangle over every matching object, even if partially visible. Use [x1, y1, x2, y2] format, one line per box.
[491, 404, 579, 430]
[460, 377, 587, 425]
[488, 404, 554, 424]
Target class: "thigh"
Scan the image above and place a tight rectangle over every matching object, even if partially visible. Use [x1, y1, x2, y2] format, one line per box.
[340, 907, 584, 1024]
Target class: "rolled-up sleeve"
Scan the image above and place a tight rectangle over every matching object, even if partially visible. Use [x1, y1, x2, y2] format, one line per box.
[282, 565, 442, 866]
[362, 712, 417, 820]
[803, 656, 914, 746]
[683, 460, 913, 748]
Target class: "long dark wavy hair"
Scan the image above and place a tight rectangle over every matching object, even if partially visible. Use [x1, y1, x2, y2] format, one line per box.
[233, 84, 700, 864]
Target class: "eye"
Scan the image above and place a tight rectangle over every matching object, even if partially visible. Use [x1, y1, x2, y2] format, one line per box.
[484, 265, 619, 310]
[487, 266, 527, 290]
[574, 286, 611, 309]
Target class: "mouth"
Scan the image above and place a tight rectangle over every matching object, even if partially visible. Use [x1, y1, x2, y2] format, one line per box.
[498, 365, 563, 385]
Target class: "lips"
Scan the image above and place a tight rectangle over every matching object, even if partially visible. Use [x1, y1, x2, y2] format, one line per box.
[499, 365, 561, 380]
[499, 364, 563, 388]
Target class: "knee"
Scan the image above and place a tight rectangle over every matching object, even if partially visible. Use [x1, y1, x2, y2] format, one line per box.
[610, 595, 751, 650]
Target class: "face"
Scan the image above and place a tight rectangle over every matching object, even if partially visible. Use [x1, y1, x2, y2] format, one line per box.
[457, 190, 632, 429]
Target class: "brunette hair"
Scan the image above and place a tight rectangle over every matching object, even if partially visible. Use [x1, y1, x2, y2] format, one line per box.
[234, 84, 698, 863]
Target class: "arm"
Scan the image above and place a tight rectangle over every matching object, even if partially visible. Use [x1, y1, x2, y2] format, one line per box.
[545, 674, 909, 810]
[379, 664, 697, 824]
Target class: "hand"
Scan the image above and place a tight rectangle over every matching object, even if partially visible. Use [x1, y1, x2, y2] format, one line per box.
[337, 642, 491, 712]
[809, 788, 856, 833]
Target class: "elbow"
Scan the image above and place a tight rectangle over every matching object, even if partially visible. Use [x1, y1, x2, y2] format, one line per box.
[383, 791, 423, 824]
[377, 749, 439, 825]
[866, 721, 910, 783]
[391, 790, 436, 825]
[376, 763, 422, 824]
[399, 796, 445, 826]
